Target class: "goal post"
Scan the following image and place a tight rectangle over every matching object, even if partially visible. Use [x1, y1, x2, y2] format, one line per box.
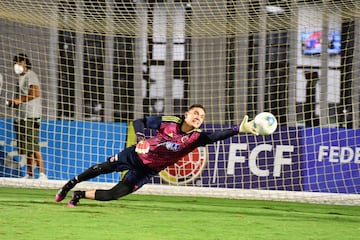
[0, 0, 360, 205]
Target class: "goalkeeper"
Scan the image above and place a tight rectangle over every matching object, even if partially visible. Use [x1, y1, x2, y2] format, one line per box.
[55, 104, 258, 207]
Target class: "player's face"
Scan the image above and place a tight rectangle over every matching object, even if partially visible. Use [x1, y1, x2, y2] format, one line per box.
[184, 107, 205, 129]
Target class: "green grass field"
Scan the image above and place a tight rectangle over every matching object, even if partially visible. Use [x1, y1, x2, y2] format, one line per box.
[0, 187, 359, 240]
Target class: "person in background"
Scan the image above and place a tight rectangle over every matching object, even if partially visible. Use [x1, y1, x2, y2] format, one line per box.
[8, 53, 47, 180]
[55, 104, 257, 207]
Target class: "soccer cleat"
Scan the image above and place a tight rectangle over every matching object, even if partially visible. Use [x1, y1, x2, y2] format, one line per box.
[22, 174, 33, 179]
[68, 191, 81, 207]
[55, 179, 78, 202]
[55, 188, 69, 202]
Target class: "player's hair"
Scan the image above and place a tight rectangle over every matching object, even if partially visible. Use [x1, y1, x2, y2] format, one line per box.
[188, 104, 206, 113]
[13, 53, 32, 69]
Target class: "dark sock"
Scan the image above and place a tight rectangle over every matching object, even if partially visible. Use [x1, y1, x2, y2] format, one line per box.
[64, 178, 78, 191]
[75, 191, 86, 199]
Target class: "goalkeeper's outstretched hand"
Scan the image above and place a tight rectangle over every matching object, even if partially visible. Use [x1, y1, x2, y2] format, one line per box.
[239, 115, 258, 135]
[135, 140, 150, 154]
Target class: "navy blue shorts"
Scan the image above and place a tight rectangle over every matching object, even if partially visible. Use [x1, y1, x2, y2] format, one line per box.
[110, 146, 157, 190]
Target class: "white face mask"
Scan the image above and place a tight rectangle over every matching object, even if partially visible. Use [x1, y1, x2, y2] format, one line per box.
[14, 64, 24, 75]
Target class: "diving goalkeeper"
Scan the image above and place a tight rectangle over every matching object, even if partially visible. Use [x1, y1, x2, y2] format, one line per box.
[55, 104, 258, 207]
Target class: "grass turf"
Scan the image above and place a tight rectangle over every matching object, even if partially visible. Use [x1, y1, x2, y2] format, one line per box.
[0, 187, 359, 240]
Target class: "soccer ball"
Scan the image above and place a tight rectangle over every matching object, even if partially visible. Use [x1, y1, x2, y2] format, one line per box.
[253, 112, 278, 136]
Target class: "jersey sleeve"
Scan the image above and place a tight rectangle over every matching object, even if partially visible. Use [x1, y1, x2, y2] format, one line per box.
[133, 116, 163, 135]
[197, 127, 238, 146]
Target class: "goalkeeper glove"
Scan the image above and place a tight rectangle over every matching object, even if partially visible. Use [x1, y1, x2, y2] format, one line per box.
[135, 140, 150, 154]
[239, 115, 258, 135]
[135, 132, 150, 154]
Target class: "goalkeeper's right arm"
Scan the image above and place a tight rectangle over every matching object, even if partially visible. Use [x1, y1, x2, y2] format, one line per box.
[132, 116, 162, 154]
[197, 115, 258, 146]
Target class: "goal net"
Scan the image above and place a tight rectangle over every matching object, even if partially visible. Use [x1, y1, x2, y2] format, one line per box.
[0, 0, 359, 205]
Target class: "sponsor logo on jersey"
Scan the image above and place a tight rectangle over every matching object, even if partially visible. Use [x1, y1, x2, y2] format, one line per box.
[157, 142, 180, 151]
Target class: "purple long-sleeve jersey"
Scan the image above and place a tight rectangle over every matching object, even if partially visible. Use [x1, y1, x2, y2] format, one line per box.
[133, 115, 239, 172]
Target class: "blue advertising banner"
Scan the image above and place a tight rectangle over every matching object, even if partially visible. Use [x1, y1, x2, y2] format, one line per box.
[1, 118, 359, 194]
[157, 125, 360, 194]
[156, 125, 303, 191]
[0, 119, 127, 181]
[302, 127, 360, 193]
